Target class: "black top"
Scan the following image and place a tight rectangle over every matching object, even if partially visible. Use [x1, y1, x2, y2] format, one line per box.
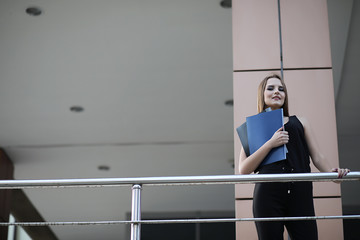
[257, 115, 311, 174]
[284, 115, 311, 173]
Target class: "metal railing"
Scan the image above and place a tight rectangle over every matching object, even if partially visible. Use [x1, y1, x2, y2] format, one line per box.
[1, 172, 360, 240]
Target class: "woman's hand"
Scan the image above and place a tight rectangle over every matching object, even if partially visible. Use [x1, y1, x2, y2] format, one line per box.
[331, 168, 350, 178]
[268, 127, 289, 148]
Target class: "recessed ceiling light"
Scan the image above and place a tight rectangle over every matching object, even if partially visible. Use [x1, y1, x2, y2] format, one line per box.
[26, 7, 42, 16]
[98, 165, 110, 171]
[225, 99, 233, 107]
[228, 159, 234, 169]
[70, 106, 84, 113]
[220, 0, 232, 8]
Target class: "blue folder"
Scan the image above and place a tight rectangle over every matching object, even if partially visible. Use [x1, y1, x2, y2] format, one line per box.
[246, 108, 286, 167]
[236, 122, 250, 157]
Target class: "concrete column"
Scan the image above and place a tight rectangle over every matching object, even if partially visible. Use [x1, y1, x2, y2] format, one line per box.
[233, 0, 343, 239]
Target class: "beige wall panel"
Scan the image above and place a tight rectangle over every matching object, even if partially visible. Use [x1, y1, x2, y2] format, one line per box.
[283, 70, 340, 197]
[314, 198, 344, 239]
[280, 0, 332, 68]
[236, 198, 343, 240]
[235, 200, 257, 240]
[234, 70, 341, 198]
[232, 0, 281, 71]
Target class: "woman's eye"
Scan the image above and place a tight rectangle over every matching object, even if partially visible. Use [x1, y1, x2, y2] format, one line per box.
[267, 87, 274, 91]
[279, 87, 284, 91]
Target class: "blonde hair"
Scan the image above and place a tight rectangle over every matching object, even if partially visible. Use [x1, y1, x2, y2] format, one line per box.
[257, 73, 289, 116]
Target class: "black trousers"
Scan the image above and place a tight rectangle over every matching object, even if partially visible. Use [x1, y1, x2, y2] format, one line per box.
[253, 162, 318, 240]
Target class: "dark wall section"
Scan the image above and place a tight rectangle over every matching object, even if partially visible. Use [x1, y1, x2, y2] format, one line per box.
[1, 148, 58, 240]
[0, 149, 14, 239]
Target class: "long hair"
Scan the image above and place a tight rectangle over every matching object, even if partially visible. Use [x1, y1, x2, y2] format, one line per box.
[257, 73, 289, 116]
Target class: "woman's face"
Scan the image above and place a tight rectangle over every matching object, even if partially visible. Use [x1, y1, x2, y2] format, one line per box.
[264, 78, 286, 110]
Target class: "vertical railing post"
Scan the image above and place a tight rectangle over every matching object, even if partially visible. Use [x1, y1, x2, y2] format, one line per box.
[130, 184, 142, 240]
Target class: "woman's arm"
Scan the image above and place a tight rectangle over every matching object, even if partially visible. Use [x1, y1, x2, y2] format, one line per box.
[299, 117, 350, 178]
[238, 127, 289, 174]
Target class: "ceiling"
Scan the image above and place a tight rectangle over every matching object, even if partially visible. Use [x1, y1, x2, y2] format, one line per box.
[0, 0, 359, 239]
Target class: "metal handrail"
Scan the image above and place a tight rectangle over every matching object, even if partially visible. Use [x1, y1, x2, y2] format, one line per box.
[1, 215, 360, 227]
[0, 172, 359, 189]
[1, 172, 359, 240]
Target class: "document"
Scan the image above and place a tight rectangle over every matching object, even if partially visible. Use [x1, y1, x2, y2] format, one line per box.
[237, 108, 286, 167]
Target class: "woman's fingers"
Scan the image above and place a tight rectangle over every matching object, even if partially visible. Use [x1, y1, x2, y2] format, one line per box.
[270, 128, 289, 147]
[331, 168, 351, 178]
[342, 168, 350, 177]
[278, 130, 289, 143]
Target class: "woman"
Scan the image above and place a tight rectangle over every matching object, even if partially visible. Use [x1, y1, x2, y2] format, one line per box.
[238, 73, 350, 240]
